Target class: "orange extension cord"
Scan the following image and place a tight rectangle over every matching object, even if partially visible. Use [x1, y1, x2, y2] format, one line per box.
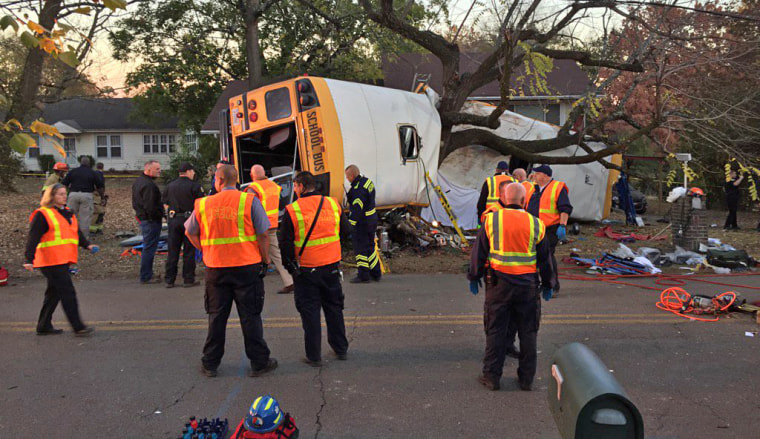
[655, 287, 737, 322]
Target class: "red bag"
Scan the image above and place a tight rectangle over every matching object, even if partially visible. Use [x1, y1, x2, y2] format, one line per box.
[0, 266, 8, 287]
[231, 414, 299, 439]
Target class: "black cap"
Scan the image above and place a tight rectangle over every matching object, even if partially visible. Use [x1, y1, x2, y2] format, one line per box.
[496, 161, 509, 170]
[179, 162, 194, 172]
[533, 164, 552, 177]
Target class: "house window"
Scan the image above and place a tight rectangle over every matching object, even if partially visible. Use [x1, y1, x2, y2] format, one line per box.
[143, 134, 176, 154]
[63, 136, 76, 154]
[398, 125, 419, 162]
[509, 103, 561, 125]
[27, 134, 40, 158]
[97, 135, 122, 158]
[184, 132, 198, 150]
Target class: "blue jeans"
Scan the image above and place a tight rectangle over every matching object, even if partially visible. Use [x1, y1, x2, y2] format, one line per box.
[139, 221, 162, 282]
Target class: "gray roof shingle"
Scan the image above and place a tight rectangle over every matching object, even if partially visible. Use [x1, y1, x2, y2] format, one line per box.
[42, 98, 178, 131]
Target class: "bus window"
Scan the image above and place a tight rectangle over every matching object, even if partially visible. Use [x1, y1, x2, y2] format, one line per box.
[265, 88, 292, 121]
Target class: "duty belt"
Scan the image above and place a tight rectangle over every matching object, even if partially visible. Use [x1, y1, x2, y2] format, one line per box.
[168, 210, 193, 219]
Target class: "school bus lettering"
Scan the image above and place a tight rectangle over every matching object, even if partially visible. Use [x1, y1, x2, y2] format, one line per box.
[306, 110, 326, 172]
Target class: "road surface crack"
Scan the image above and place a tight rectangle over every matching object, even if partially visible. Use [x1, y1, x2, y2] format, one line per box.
[141, 384, 196, 418]
[313, 365, 326, 439]
[347, 314, 360, 344]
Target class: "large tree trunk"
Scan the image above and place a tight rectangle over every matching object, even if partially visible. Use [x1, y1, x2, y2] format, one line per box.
[243, 0, 263, 90]
[6, 0, 62, 124]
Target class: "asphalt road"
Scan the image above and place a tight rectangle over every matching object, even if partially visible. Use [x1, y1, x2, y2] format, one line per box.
[1, 271, 759, 438]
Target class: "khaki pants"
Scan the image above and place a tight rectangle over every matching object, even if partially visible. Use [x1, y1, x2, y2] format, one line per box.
[67, 192, 93, 236]
[268, 228, 293, 287]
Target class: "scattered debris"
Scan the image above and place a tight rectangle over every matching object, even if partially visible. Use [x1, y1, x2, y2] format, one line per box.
[594, 226, 668, 242]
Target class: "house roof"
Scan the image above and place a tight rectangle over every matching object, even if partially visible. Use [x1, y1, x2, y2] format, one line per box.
[201, 79, 248, 133]
[381, 53, 592, 98]
[41, 98, 178, 131]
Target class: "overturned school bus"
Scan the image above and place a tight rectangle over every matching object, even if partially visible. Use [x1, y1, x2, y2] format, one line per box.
[220, 76, 442, 207]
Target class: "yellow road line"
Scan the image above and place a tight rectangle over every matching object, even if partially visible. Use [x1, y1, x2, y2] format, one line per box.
[0, 313, 673, 328]
[0, 318, 681, 333]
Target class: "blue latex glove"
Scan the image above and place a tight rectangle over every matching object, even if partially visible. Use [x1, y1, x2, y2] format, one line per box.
[469, 279, 482, 295]
[90, 245, 100, 254]
[557, 225, 567, 241]
[541, 287, 554, 301]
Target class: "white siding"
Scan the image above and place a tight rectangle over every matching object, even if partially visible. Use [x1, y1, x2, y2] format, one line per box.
[22, 130, 180, 171]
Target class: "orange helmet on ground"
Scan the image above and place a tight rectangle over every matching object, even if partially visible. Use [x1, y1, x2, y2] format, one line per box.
[53, 162, 69, 171]
[689, 187, 704, 196]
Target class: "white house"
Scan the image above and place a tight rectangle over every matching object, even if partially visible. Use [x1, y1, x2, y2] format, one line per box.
[22, 98, 196, 171]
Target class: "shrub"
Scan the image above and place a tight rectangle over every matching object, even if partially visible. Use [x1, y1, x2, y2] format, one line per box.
[37, 154, 56, 172]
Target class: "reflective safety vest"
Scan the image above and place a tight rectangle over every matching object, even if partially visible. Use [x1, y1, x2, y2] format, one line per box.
[480, 202, 504, 225]
[523, 181, 536, 209]
[484, 208, 545, 275]
[485, 174, 515, 211]
[247, 179, 281, 229]
[30, 207, 79, 268]
[286, 195, 341, 268]
[195, 190, 261, 268]
[536, 180, 568, 226]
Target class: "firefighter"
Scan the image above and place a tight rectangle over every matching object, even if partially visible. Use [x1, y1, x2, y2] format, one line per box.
[24, 183, 98, 336]
[526, 165, 572, 295]
[477, 161, 515, 223]
[185, 165, 278, 378]
[247, 165, 293, 294]
[280, 171, 348, 367]
[345, 164, 381, 283]
[468, 182, 554, 391]
[42, 162, 68, 192]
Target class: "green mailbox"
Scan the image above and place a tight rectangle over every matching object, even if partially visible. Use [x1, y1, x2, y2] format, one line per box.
[547, 343, 643, 439]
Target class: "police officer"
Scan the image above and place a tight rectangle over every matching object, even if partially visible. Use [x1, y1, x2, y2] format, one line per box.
[280, 171, 348, 367]
[468, 182, 554, 391]
[344, 164, 381, 283]
[477, 161, 514, 223]
[185, 165, 277, 378]
[247, 164, 293, 294]
[163, 162, 204, 288]
[526, 165, 572, 294]
[61, 156, 105, 236]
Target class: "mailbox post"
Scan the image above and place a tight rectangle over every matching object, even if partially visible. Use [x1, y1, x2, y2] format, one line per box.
[547, 343, 644, 439]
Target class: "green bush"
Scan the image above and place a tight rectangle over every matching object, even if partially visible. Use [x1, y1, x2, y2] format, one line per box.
[77, 154, 95, 167]
[37, 154, 56, 172]
[164, 144, 213, 187]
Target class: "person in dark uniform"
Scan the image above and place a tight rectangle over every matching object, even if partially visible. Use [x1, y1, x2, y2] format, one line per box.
[526, 165, 572, 294]
[344, 164, 381, 283]
[24, 184, 98, 336]
[61, 156, 105, 236]
[468, 182, 554, 391]
[724, 169, 744, 230]
[185, 165, 277, 378]
[477, 161, 514, 223]
[163, 162, 205, 288]
[280, 171, 348, 367]
[132, 160, 164, 284]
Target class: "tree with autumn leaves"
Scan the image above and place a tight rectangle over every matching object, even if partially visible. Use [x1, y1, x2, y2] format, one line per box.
[0, 0, 129, 189]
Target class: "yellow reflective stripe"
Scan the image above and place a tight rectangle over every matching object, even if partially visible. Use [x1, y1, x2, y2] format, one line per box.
[348, 219, 357, 226]
[253, 396, 262, 410]
[265, 398, 274, 410]
[292, 202, 306, 247]
[199, 198, 210, 239]
[37, 208, 78, 249]
[365, 208, 376, 216]
[539, 181, 561, 214]
[273, 412, 282, 426]
[352, 198, 364, 208]
[303, 235, 340, 247]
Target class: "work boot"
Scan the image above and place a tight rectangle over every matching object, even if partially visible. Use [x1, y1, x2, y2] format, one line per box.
[200, 362, 218, 378]
[36, 328, 64, 336]
[478, 374, 500, 391]
[74, 327, 94, 337]
[165, 282, 175, 289]
[371, 275, 382, 282]
[277, 284, 294, 294]
[183, 281, 201, 288]
[518, 379, 533, 391]
[249, 358, 278, 377]
[332, 350, 348, 361]
[301, 357, 322, 367]
[349, 276, 370, 284]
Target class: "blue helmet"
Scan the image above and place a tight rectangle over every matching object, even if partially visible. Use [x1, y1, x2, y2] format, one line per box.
[244, 395, 283, 433]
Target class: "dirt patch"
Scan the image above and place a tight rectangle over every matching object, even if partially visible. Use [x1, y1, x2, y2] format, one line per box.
[3, 177, 759, 284]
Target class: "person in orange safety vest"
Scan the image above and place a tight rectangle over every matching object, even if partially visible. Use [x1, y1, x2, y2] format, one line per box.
[24, 183, 98, 336]
[185, 165, 278, 378]
[525, 165, 572, 295]
[468, 182, 554, 392]
[247, 164, 293, 294]
[279, 171, 348, 367]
